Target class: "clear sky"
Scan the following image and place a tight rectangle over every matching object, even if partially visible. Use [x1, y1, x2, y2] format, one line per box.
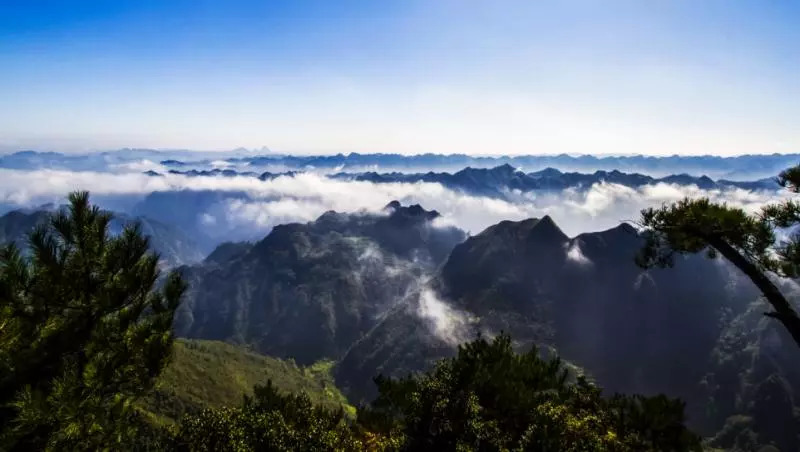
[0, 0, 798, 155]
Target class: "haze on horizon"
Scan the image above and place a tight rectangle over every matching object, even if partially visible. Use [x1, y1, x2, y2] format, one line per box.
[1, 1, 798, 156]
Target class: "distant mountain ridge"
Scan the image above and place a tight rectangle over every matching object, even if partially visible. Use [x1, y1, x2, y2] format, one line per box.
[333, 164, 777, 195]
[210, 152, 800, 179]
[152, 164, 778, 198]
[3, 149, 799, 179]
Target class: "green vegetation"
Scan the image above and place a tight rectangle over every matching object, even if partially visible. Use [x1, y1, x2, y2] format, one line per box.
[174, 381, 368, 451]
[5, 189, 790, 450]
[140, 339, 354, 426]
[359, 334, 700, 451]
[638, 164, 800, 348]
[175, 334, 700, 451]
[0, 192, 186, 450]
[637, 165, 800, 450]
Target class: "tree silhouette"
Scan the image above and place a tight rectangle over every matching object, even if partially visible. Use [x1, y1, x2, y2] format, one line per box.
[637, 165, 800, 348]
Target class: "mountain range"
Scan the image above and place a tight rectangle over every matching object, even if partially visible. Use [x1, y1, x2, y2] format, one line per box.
[184, 152, 800, 180]
[336, 215, 755, 402]
[174, 202, 465, 364]
[1, 177, 798, 449]
[3, 149, 800, 179]
[331, 164, 778, 195]
[168, 201, 797, 451]
[154, 164, 778, 197]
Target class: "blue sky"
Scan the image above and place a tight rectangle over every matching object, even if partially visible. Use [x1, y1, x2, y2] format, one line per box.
[0, 1, 798, 155]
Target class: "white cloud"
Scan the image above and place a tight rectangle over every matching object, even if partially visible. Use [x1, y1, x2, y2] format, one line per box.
[199, 213, 217, 226]
[416, 286, 474, 345]
[565, 241, 592, 266]
[0, 168, 791, 239]
[109, 159, 166, 173]
[0, 168, 172, 205]
[517, 182, 791, 235]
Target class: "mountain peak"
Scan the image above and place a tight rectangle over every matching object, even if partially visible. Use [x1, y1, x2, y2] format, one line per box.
[573, 222, 641, 252]
[384, 200, 402, 211]
[614, 222, 638, 235]
[530, 167, 562, 178]
[385, 202, 440, 223]
[493, 163, 517, 174]
[528, 215, 568, 244]
[454, 164, 518, 177]
[577, 222, 639, 239]
[316, 210, 348, 224]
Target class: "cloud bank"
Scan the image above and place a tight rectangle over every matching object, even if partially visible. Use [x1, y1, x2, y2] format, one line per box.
[0, 168, 790, 238]
[416, 287, 475, 346]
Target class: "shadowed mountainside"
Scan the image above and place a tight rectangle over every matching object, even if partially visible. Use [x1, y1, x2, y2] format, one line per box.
[174, 202, 467, 365]
[333, 215, 800, 449]
[169, 202, 798, 450]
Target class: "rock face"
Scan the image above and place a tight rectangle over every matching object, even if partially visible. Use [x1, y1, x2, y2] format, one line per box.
[457, 219, 755, 400]
[175, 205, 798, 450]
[335, 216, 759, 423]
[701, 292, 800, 451]
[174, 202, 467, 365]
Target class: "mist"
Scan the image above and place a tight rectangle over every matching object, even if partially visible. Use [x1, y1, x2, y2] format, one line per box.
[0, 168, 790, 239]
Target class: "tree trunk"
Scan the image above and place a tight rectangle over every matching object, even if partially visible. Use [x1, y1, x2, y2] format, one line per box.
[706, 235, 800, 349]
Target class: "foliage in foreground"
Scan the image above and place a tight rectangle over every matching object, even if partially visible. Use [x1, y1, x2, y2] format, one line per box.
[637, 164, 800, 348]
[139, 339, 353, 426]
[0, 192, 186, 450]
[0, 191, 703, 451]
[176, 334, 701, 451]
[175, 381, 369, 452]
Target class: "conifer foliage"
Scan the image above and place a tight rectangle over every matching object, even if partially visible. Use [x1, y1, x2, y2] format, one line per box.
[175, 334, 701, 451]
[175, 381, 368, 452]
[0, 192, 186, 450]
[0, 191, 704, 451]
[637, 164, 800, 349]
[359, 334, 700, 451]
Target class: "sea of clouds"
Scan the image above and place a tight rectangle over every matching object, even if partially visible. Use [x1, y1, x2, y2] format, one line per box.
[0, 167, 791, 239]
[2, 164, 794, 345]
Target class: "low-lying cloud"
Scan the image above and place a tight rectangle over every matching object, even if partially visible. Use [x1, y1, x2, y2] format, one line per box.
[416, 287, 474, 345]
[565, 241, 592, 266]
[0, 168, 791, 239]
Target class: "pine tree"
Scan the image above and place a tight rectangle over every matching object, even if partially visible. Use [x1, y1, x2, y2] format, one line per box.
[175, 380, 365, 452]
[174, 333, 699, 451]
[0, 191, 186, 450]
[636, 164, 800, 349]
[359, 334, 700, 451]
